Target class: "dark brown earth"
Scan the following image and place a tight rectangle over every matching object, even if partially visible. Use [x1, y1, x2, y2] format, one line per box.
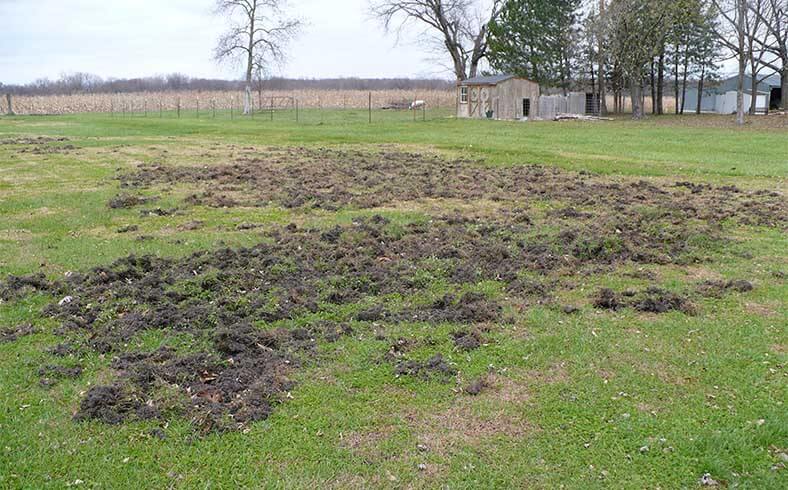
[0, 136, 70, 145]
[593, 287, 697, 315]
[1, 323, 39, 343]
[0, 212, 762, 432]
[1, 136, 75, 154]
[117, 147, 785, 227]
[2, 148, 784, 433]
[108, 193, 157, 209]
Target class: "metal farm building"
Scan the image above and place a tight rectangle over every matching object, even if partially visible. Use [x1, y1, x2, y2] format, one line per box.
[457, 75, 541, 120]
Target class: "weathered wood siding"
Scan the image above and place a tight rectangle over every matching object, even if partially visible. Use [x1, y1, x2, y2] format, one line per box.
[457, 78, 541, 120]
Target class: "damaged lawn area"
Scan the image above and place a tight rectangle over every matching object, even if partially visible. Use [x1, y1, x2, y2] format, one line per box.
[0, 115, 786, 489]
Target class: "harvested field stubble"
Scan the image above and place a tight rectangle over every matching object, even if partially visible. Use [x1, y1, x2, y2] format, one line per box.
[1, 148, 784, 434]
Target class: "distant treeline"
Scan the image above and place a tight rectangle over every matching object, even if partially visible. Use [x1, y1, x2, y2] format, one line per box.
[1, 73, 455, 96]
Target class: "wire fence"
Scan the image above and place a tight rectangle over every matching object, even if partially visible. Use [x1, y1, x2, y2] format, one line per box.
[4, 89, 457, 124]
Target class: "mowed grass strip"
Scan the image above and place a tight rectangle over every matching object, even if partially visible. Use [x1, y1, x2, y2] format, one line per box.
[0, 113, 786, 489]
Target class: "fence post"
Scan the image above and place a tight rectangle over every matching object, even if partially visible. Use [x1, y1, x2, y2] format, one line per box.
[196, 99, 200, 118]
[270, 96, 274, 121]
[368, 92, 372, 124]
[212, 99, 216, 118]
[110, 99, 114, 118]
[295, 99, 299, 123]
[231, 97, 234, 120]
[177, 98, 181, 119]
[423, 102, 426, 121]
[6, 94, 14, 115]
[144, 101, 147, 117]
[159, 100, 163, 118]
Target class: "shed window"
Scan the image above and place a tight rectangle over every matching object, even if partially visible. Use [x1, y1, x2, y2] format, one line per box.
[460, 86, 469, 103]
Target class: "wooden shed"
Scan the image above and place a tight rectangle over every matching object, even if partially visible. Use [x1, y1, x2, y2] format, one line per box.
[457, 75, 541, 120]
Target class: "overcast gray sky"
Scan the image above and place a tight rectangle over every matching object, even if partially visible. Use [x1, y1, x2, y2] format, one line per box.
[0, 0, 448, 84]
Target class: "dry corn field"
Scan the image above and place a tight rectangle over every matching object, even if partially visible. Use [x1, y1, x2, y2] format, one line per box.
[9, 90, 683, 116]
[11, 89, 458, 115]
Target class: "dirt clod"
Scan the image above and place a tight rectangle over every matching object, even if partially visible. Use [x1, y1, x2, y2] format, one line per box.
[593, 287, 696, 315]
[1, 323, 38, 343]
[117, 225, 139, 234]
[395, 354, 456, 381]
[452, 329, 483, 351]
[118, 147, 785, 227]
[465, 377, 488, 396]
[108, 194, 155, 209]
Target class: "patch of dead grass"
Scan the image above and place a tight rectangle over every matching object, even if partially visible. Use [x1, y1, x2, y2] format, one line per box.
[406, 373, 537, 458]
[744, 301, 779, 318]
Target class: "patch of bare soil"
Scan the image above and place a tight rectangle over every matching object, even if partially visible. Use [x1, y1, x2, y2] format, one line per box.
[593, 287, 697, 314]
[1, 208, 761, 432]
[108, 193, 157, 209]
[117, 147, 785, 227]
[0, 136, 70, 145]
[0, 136, 76, 154]
[3, 150, 784, 433]
[1, 323, 38, 343]
[19, 144, 77, 155]
[696, 279, 754, 297]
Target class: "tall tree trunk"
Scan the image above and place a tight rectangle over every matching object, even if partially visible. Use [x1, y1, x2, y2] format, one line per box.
[243, 4, 256, 115]
[674, 44, 680, 115]
[650, 60, 656, 114]
[680, 47, 689, 115]
[736, 0, 746, 126]
[696, 65, 705, 115]
[750, 68, 758, 115]
[657, 46, 665, 115]
[631, 76, 644, 120]
[782, 67, 788, 111]
[590, 59, 597, 114]
[598, 0, 608, 116]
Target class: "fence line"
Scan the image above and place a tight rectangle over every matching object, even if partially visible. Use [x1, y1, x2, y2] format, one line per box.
[10, 89, 456, 116]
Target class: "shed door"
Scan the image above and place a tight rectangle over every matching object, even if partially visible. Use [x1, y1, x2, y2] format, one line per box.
[468, 87, 479, 117]
[523, 98, 531, 117]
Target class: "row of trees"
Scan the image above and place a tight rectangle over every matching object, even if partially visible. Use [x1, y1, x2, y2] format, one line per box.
[4, 0, 784, 122]
[369, 0, 786, 122]
[2, 73, 453, 97]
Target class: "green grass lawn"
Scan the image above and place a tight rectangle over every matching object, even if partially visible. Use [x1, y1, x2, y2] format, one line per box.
[0, 112, 786, 489]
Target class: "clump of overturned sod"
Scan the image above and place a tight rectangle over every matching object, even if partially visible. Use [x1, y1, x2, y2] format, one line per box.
[0, 205, 751, 432]
[118, 147, 786, 227]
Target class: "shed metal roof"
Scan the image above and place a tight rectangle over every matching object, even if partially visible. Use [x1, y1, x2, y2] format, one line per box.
[459, 74, 518, 86]
[762, 74, 781, 87]
[718, 75, 777, 93]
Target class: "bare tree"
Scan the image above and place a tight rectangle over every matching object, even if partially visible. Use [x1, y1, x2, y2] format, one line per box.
[744, 0, 772, 114]
[214, 0, 302, 115]
[606, 0, 672, 119]
[598, 0, 609, 115]
[371, 0, 503, 81]
[710, 0, 750, 125]
[750, 0, 787, 109]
